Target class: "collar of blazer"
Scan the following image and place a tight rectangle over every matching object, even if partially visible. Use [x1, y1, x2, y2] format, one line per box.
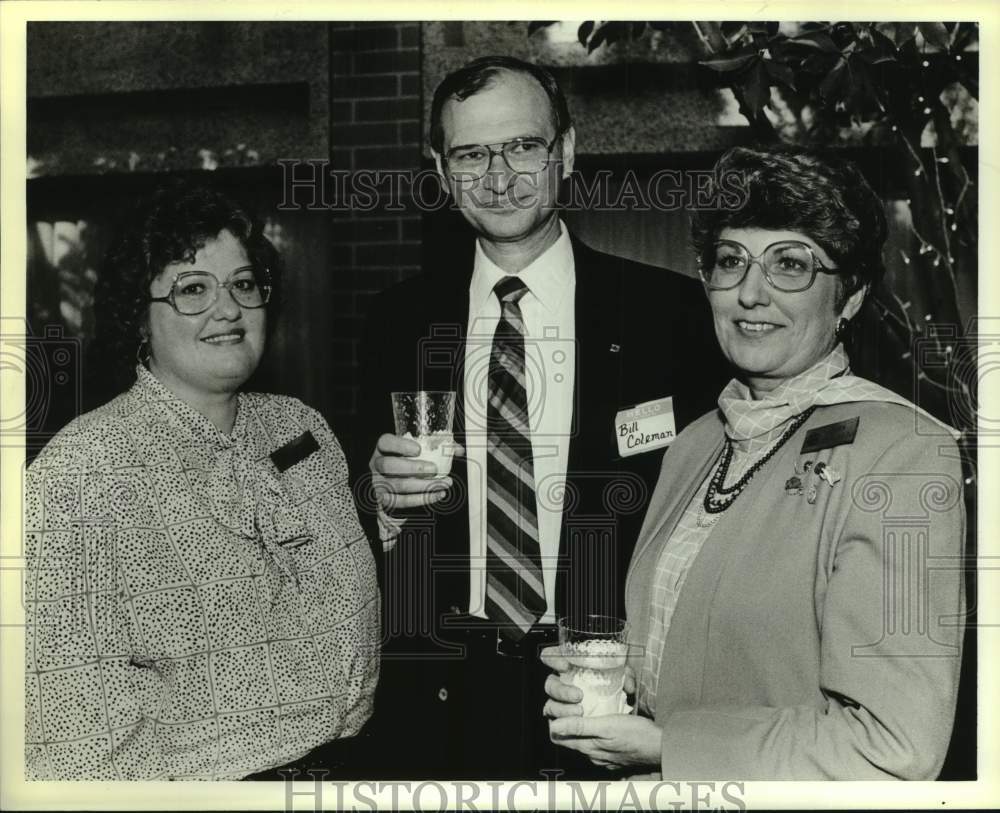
[568, 235, 644, 471]
[433, 228, 631, 471]
[424, 227, 627, 359]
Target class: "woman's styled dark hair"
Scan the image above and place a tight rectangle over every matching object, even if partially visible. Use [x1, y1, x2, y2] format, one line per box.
[91, 180, 282, 393]
[429, 55, 572, 155]
[690, 146, 888, 307]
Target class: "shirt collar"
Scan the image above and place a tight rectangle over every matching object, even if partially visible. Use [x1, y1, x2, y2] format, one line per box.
[469, 220, 574, 315]
[132, 363, 248, 448]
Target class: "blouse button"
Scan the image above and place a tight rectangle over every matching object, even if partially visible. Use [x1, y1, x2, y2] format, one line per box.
[437, 687, 449, 702]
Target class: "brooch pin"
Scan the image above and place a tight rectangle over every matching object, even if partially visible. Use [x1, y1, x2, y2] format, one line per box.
[814, 461, 841, 486]
[788, 459, 841, 500]
[785, 475, 804, 496]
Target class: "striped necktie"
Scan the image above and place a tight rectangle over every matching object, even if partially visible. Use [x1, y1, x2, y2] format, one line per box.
[485, 275, 546, 640]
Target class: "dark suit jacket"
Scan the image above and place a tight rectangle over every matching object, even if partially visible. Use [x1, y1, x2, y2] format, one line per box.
[353, 230, 730, 776]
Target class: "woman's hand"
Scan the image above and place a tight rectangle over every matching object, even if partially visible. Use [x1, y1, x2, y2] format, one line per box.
[540, 645, 656, 770]
[540, 645, 638, 719]
[540, 645, 583, 720]
[547, 714, 663, 771]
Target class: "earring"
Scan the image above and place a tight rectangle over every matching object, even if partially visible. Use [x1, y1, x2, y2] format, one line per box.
[835, 317, 850, 341]
[136, 338, 151, 366]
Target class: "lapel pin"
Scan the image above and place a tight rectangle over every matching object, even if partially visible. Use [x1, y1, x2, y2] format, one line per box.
[815, 462, 841, 486]
[806, 483, 819, 504]
[785, 475, 803, 496]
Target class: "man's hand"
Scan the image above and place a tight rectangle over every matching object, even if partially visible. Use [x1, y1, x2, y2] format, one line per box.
[547, 714, 662, 772]
[370, 433, 465, 513]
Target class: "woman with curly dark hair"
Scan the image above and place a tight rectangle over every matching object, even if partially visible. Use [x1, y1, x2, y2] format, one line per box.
[88, 183, 284, 399]
[24, 182, 379, 780]
[541, 146, 965, 779]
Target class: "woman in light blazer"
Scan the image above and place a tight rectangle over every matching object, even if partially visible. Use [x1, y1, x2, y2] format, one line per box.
[541, 146, 965, 780]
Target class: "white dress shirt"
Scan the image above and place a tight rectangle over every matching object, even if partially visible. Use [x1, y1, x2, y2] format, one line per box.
[464, 222, 576, 623]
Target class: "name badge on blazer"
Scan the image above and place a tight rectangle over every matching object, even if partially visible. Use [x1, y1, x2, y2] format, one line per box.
[270, 430, 320, 472]
[800, 417, 860, 454]
[615, 396, 676, 457]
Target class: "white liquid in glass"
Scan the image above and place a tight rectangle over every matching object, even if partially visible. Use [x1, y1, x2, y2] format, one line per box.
[563, 639, 629, 717]
[403, 430, 454, 477]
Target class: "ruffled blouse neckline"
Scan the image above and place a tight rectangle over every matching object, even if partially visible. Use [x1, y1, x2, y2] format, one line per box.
[133, 363, 249, 449]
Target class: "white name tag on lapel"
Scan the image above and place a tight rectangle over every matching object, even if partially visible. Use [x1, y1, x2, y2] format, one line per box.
[615, 396, 677, 457]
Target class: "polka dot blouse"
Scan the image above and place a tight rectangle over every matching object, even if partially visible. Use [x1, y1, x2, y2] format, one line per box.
[24, 365, 380, 780]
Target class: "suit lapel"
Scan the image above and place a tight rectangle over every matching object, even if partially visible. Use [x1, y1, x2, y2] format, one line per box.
[424, 240, 474, 446]
[418, 244, 474, 577]
[566, 237, 624, 474]
[552, 239, 628, 617]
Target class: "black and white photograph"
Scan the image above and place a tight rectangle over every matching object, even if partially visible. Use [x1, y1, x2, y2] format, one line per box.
[1, 5, 995, 810]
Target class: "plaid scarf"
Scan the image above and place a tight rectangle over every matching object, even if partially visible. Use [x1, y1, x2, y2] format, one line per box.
[718, 344, 959, 442]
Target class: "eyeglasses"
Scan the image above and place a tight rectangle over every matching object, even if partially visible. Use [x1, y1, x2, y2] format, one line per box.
[444, 135, 563, 182]
[700, 240, 838, 293]
[149, 266, 272, 315]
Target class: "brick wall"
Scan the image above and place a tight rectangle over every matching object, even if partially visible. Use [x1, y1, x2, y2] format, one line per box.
[26, 21, 427, 432]
[328, 22, 423, 424]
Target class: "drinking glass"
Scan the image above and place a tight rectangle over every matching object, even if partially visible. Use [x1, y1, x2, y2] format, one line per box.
[390, 391, 457, 478]
[557, 615, 630, 717]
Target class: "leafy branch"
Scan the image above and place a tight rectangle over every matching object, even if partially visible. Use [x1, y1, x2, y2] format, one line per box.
[529, 20, 979, 438]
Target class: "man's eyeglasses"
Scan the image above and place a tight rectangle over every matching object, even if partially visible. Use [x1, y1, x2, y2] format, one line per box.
[700, 240, 838, 293]
[444, 135, 563, 182]
[149, 267, 272, 315]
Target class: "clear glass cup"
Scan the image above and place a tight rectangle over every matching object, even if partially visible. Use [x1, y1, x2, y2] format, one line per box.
[558, 615, 630, 717]
[390, 391, 457, 478]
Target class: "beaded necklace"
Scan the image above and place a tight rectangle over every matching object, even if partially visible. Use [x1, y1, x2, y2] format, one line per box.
[697, 406, 817, 528]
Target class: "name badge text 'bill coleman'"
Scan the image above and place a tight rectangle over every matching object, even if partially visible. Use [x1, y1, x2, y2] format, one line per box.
[615, 396, 677, 458]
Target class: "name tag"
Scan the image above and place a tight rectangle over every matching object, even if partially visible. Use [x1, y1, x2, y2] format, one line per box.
[270, 430, 320, 472]
[615, 397, 677, 458]
[800, 417, 860, 454]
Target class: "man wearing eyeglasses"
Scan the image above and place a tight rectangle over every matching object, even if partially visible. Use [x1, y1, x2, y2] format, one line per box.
[355, 55, 729, 779]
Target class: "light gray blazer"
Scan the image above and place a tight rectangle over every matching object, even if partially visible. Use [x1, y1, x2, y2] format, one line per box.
[625, 400, 965, 779]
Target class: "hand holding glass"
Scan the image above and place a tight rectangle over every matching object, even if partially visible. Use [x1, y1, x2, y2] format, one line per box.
[558, 615, 630, 717]
[390, 391, 457, 478]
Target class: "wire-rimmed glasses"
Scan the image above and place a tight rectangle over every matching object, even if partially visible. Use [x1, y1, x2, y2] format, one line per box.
[443, 135, 563, 182]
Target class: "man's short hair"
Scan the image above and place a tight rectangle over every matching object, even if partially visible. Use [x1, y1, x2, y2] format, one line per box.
[429, 55, 572, 154]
